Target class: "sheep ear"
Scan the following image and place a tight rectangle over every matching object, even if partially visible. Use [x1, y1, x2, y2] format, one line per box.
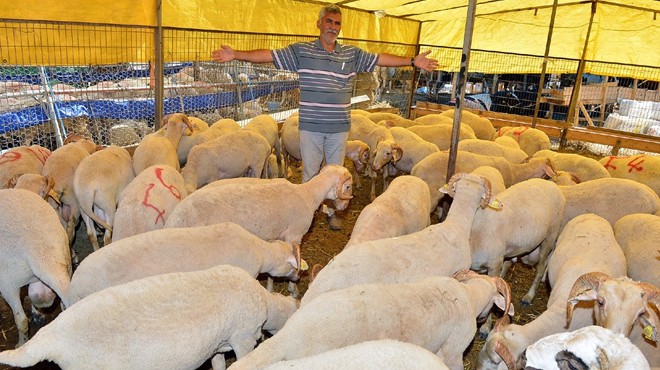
[493, 295, 515, 316]
[640, 311, 658, 342]
[6, 174, 20, 188]
[392, 144, 403, 162]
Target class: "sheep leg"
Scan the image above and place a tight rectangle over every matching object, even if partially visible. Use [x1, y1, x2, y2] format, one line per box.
[29, 304, 46, 326]
[229, 334, 258, 359]
[478, 313, 496, 339]
[500, 260, 514, 278]
[521, 239, 553, 305]
[352, 167, 362, 190]
[369, 168, 377, 202]
[3, 289, 28, 348]
[288, 282, 300, 299]
[266, 277, 274, 292]
[275, 139, 284, 178]
[210, 353, 226, 370]
[81, 212, 101, 251]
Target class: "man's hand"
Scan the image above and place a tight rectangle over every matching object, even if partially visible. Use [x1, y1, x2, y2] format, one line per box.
[211, 45, 235, 63]
[413, 50, 438, 72]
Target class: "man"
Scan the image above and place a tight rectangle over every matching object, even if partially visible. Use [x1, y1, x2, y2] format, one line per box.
[212, 4, 438, 230]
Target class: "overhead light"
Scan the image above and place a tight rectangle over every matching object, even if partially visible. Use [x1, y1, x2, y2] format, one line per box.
[374, 10, 387, 19]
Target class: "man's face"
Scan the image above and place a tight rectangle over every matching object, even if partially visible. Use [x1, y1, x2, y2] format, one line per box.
[317, 12, 341, 45]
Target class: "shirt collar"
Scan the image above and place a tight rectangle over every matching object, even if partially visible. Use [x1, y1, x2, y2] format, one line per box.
[314, 38, 342, 53]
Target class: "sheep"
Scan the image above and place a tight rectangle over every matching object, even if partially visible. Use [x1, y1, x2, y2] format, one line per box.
[494, 135, 521, 149]
[566, 272, 660, 367]
[407, 123, 477, 150]
[301, 173, 501, 306]
[478, 214, 627, 370]
[458, 138, 528, 163]
[243, 114, 283, 177]
[175, 116, 209, 166]
[73, 145, 135, 250]
[471, 166, 507, 195]
[497, 126, 551, 157]
[166, 164, 353, 244]
[0, 188, 72, 348]
[41, 137, 98, 242]
[613, 213, 660, 286]
[440, 109, 498, 140]
[552, 170, 581, 186]
[111, 164, 187, 242]
[471, 178, 565, 305]
[10, 173, 56, 201]
[414, 113, 454, 126]
[69, 222, 303, 303]
[388, 126, 440, 175]
[180, 129, 272, 193]
[348, 114, 402, 201]
[266, 153, 291, 179]
[365, 111, 417, 128]
[560, 177, 660, 230]
[263, 339, 451, 370]
[532, 149, 610, 182]
[522, 326, 651, 370]
[230, 270, 512, 370]
[344, 139, 370, 188]
[411, 150, 556, 212]
[0, 145, 51, 189]
[0, 265, 298, 370]
[191, 117, 241, 146]
[132, 113, 193, 174]
[600, 154, 660, 197]
[346, 175, 432, 248]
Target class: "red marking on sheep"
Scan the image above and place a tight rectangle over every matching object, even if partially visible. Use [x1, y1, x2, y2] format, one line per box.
[25, 147, 50, 164]
[497, 127, 512, 137]
[0, 151, 21, 165]
[141, 167, 182, 225]
[603, 156, 618, 170]
[626, 155, 645, 173]
[512, 126, 529, 142]
[142, 183, 166, 225]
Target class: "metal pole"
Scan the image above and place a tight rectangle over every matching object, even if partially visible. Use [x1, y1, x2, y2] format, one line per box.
[39, 67, 65, 148]
[566, 0, 597, 130]
[405, 21, 423, 118]
[154, 0, 164, 129]
[442, 0, 477, 221]
[533, 0, 559, 127]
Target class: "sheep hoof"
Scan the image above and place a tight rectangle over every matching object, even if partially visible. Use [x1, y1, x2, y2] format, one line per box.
[521, 295, 534, 306]
[30, 311, 46, 327]
[327, 215, 343, 231]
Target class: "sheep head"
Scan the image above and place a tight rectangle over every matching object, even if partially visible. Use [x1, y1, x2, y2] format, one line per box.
[161, 113, 193, 136]
[440, 173, 503, 210]
[567, 272, 659, 341]
[478, 315, 519, 370]
[453, 269, 513, 320]
[324, 166, 353, 210]
[371, 140, 402, 171]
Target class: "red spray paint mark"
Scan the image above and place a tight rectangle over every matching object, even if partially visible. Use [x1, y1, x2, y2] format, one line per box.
[141, 167, 182, 225]
[25, 147, 49, 164]
[512, 126, 529, 142]
[497, 127, 512, 137]
[627, 155, 645, 173]
[0, 151, 21, 165]
[603, 156, 618, 170]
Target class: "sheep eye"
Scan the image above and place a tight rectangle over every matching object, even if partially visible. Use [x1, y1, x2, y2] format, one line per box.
[597, 298, 604, 306]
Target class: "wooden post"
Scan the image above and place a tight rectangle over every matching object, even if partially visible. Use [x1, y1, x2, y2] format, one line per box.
[154, 0, 164, 129]
[533, 0, 559, 128]
[442, 0, 477, 221]
[599, 77, 608, 125]
[566, 0, 597, 131]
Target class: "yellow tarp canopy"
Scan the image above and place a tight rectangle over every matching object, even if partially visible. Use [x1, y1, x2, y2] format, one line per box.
[0, 0, 658, 80]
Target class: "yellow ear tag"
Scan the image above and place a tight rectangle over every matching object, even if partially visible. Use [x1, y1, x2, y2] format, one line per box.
[642, 325, 654, 341]
[488, 198, 504, 210]
[300, 259, 309, 271]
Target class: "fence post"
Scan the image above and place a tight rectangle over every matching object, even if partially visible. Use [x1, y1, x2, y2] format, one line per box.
[39, 67, 65, 148]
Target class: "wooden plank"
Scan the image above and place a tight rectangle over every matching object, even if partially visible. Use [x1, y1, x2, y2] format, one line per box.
[566, 126, 660, 154]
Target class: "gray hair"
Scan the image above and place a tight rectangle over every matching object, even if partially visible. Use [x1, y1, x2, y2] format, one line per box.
[319, 5, 341, 21]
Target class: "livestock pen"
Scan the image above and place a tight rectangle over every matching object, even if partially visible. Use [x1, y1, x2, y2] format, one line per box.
[0, 1, 659, 369]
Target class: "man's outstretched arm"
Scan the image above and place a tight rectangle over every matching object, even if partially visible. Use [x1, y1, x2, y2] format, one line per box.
[211, 45, 274, 63]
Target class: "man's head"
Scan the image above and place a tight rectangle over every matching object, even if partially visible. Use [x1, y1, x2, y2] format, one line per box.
[317, 5, 342, 49]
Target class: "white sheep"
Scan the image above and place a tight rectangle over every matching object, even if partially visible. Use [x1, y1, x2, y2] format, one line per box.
[346, 175, 432, 248]
[348, 114, 402, 201]
[560, 177, 660, 230]
[111, 164, 187, 242]
[470, 178, 565, 305]
[565, 272, 660, 367]
[552, 170, 581, 185]
[266, 153, 291, 179]
[175, 116, 209, 166]
[0, 145, 51, 189]
[0, 188, 72, 348]
[69, 222, 303, 303]
[497, 126, 551, 157]
[388, 126, 440, 175]
[458, 138, 528, 163]
[478, 214, 627, 370]
[263, 339, 450, 370]
[411, 150, 556, 212]
[407, 124, 477, 151]
[344, 139, 370, 188]
[494, 135, 521, 149]
[365, 111, 417, 128]
[192, 117, 242, 146]
[523, 326, 651, 370]
[230, 270, 512, 370]
[166, 164, 353, 245]
[440, 108, 498, 140]
[73, 145, 135, 250]
[532, 149, 610, 182]
[613, 213, 660, 286]
[600, 154, 660, 197]
[301, 173, 501, 306]
[10, 173, 56, 201]
[132, 113, 193, 174]
[243, 114, 283, 177]
[411, 114, 478, 138]
[181, 129, 272, 193]
[41, 137, 98, 242]
[470, 166, 507, 195]
[0, 265, 298, 370]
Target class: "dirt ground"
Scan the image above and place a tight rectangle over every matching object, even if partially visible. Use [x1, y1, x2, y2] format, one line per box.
[0, 159, 550, 370]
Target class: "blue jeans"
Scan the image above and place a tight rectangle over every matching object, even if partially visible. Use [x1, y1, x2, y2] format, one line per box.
[299, 130, 349, 183]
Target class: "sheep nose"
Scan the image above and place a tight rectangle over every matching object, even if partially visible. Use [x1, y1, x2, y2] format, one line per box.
[288, 270, 301, 283]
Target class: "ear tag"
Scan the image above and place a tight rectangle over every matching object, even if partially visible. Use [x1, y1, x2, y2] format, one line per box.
[642, 325, 655, 341]
[300, 259, 309, 271]
[488, 198, 504, 210]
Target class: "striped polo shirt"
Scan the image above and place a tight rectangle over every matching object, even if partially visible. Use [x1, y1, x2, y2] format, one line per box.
[271, 39, 379, 133]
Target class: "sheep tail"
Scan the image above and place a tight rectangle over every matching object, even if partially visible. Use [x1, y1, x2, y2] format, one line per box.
[0, 340, 49, 368]
[78, 188, 113, 231]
